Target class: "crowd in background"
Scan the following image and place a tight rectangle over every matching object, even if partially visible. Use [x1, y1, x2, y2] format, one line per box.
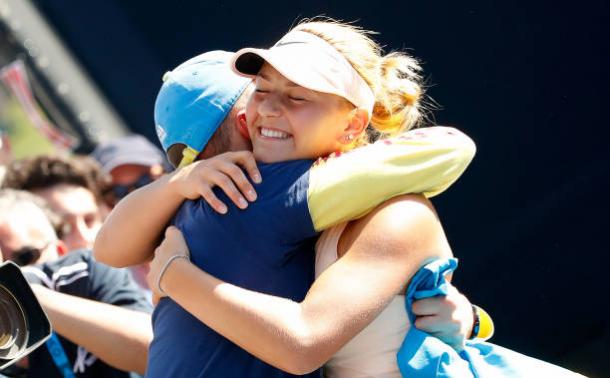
[0, 134, 166, 377]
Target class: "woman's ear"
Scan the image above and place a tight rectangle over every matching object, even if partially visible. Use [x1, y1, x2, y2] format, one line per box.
[340, 108, 369, 145]
[236, 110, 250, 140]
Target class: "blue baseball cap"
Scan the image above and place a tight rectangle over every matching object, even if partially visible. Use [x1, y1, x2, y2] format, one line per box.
[154, 51, 251, 167]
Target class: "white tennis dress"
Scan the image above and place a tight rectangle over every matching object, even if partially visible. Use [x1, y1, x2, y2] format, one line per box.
[315, 223, 410, 378]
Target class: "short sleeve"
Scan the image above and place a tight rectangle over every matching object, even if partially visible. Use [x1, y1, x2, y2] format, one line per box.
[231, 161, 318, 248]
[307, 126, 476, 230]
[87, 254, 152, 313]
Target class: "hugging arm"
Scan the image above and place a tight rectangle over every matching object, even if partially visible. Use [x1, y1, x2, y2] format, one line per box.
[94, 151, 260, 267]
[95, 127, 474, 268]
[151, 194, 453, 374]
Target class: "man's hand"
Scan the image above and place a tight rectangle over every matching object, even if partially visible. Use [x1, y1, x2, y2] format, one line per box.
[412, 284, 474, 349]
[148, 226, 190, 299]
[167, 151, 261, 214]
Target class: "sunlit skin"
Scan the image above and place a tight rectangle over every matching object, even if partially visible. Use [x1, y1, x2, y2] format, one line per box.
[34, 184, 102, 251]
[108, 163, 167, 291]
[245, 64, 365, 163]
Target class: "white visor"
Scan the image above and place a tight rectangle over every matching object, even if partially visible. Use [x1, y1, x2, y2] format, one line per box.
[231, 30, 375, 118]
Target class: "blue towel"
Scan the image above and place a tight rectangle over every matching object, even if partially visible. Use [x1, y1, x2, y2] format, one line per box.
[396, 258, 584, 377]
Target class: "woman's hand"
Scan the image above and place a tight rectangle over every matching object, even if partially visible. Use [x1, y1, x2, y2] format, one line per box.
[412, 284, 474, 350]
[148, 226, 191, 298]
[167, 151, 262, 214]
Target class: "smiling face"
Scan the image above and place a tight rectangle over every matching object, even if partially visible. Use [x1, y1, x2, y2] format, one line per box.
[245, 64, 355, 163]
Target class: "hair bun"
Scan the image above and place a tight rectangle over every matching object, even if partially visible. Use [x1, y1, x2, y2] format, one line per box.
[369, 53, 423, 134]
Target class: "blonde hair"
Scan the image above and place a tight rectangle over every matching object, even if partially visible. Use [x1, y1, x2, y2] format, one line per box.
[292, 18, 426, 146]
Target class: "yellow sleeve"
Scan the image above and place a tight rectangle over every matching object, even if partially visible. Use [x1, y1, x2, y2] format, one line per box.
[307, 126, 476, 231]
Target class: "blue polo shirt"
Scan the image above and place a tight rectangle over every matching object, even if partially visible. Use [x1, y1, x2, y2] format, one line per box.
[147, 160, 322, 378]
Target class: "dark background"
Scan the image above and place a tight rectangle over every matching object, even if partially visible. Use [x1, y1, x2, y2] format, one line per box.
[31, 0, 610, 376]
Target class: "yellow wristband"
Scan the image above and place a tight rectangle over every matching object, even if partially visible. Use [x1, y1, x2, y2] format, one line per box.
[473, 305, 495, 341]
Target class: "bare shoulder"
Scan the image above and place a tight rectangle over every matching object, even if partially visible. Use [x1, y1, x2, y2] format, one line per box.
[338, 194, 451, 261]
[367, 194, 440, 229]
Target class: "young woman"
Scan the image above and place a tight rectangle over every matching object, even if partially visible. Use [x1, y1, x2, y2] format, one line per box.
[142, 20, 477, 377]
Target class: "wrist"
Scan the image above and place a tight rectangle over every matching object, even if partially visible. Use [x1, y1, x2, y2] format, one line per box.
[468, 305, 495, 341]
[157, 254, 190, 295]
[162, 171, 184, 198]
[468, 304, 480, 340]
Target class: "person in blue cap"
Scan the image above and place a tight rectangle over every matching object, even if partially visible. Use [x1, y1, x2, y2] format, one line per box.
[96, 22, 486, 377]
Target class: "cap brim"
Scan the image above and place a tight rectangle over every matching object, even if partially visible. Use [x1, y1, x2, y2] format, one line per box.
[232, 49, 267, 77]
[231, 30, 375, 116]
[233, 49, 266, 77]
[232, 48, 338, 98]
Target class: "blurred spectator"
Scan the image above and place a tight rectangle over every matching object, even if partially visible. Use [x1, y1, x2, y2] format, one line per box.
[91, 134, 169, 207]
[0, 189, 66, 265]
[0, 188, 152, 377]
[1, 155, 110, 252]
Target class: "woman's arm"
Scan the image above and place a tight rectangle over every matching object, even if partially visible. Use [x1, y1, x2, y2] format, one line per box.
[94, 151, 260, 267]
[150, 194, 452, 374]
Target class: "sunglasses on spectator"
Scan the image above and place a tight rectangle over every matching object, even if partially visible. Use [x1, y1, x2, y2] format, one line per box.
[110, 173, 154, 202]
[10, 243, 49, 267]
